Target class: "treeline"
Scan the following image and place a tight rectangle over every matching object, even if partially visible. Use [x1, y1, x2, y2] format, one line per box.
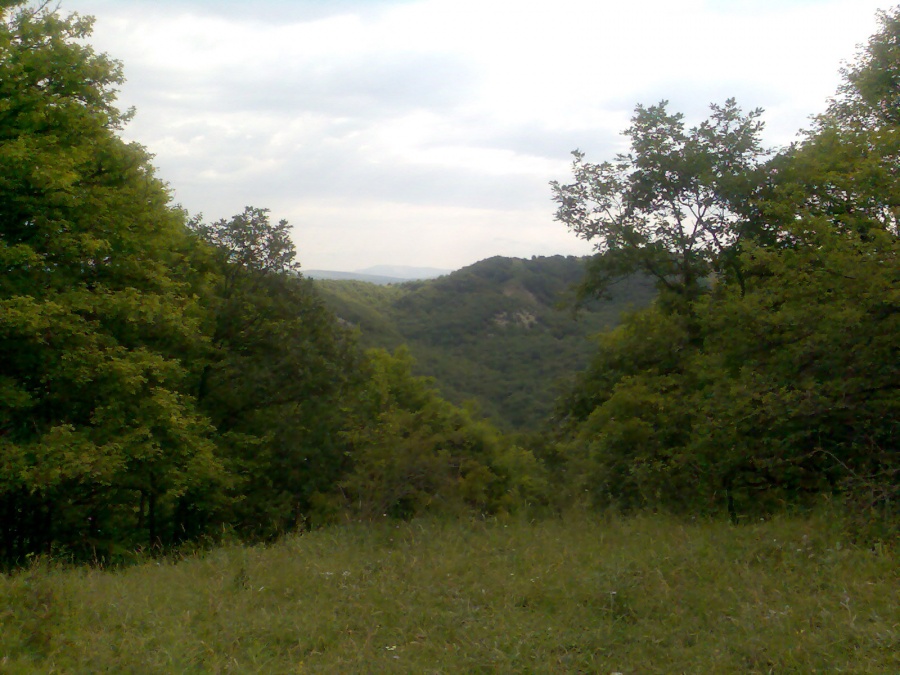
[0, 4, 543, 565]
[549, 10, 899, 535]
[1, 0, 898, 566]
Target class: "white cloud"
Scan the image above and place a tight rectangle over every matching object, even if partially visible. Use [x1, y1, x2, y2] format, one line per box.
[65, 0, 892, 270]
[290, 200, 595, 271]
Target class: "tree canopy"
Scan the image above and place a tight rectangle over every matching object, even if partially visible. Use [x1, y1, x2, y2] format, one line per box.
[0, 1, 222, 559]
[551, 9, 900, 532]
[551, 99, 767, 305]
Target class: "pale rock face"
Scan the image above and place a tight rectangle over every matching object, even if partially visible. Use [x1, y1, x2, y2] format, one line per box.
[492, 310, 537, 329]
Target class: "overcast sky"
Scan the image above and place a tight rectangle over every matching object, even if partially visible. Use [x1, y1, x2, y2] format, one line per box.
[67, 0, 889, 272]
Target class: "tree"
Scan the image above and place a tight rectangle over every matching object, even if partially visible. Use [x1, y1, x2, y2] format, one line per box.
[550, 10, 900, 524]
[695, 7, 900, 525]
[190, 206, 299, 276]
[827, 7, 900, 130]
[552, 304, 699, 511]
[0, 2, 222, 561]
[190, 209, 362, 538]
[335, 347, 524, 520]
[551, 99, 767, 305]
[690, 221, 899, 519]
[548, 99, 768, 513]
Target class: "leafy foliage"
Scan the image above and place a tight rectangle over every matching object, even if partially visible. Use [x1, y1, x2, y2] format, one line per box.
[551, 99, 767, 304]
[185, 208, 363, 540]
[328, 347, 551, 521]
[694, 223, 898, 515]
[552, 9, 900, 534]
[0, 1, 223, 560]
[0, 4, 366, 560]
[828, 7, 900, 130]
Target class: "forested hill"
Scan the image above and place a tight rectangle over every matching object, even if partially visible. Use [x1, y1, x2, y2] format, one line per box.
[4, 0, 898, 575]
[314, 255, 656, 430]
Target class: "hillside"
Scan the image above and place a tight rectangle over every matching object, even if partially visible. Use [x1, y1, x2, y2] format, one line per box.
[315, 255, 655, 430]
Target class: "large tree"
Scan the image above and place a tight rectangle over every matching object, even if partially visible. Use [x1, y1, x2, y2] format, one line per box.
[189, 208, 362, 538]
[0, 2, 221, 561]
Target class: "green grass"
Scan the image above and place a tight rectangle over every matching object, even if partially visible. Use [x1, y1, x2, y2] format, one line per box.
[1, 512, 897, 673]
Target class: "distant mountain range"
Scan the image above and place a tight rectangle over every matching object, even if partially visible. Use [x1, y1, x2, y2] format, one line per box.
[305, 265, 452, 284]
[313, 255, 656, 430]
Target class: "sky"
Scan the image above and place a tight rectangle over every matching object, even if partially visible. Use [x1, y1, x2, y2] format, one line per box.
[65, 0, 891, 272]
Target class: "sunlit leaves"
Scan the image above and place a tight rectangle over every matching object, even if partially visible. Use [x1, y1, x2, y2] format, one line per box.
[0, 2, 219, 560]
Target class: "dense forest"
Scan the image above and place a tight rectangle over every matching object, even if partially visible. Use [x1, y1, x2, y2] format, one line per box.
[314, 256, 656, 430]
[0, 0, 897, 568]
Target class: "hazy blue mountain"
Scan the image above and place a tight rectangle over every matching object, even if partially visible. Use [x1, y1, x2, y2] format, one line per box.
[304, 270, 410, 284]
[305, 265, 453, 284]
[355, 265, 452, 279]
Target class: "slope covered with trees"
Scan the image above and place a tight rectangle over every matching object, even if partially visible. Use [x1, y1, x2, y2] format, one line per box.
[315, 256, 656, 430]
[551, 10, 899, 531]
[1, 0, 898, 569]
[0, 2, 531, 564]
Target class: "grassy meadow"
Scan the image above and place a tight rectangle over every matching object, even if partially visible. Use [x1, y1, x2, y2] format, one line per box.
[0, 511, 897, 674]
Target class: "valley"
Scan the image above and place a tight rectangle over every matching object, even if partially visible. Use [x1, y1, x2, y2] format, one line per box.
[315, 255, 656, 429]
